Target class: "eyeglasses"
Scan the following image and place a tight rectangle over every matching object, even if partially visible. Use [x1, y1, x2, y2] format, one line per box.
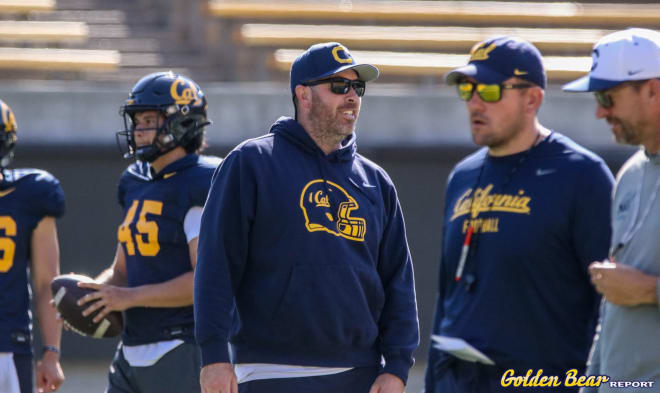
[457, 81, 533, 103]
[594, 80, 649, 109]
[304, 77, 366, 97]
[594, 90, 614, 109]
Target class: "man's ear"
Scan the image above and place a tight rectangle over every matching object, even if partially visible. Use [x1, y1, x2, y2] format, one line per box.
[295, 85, 312, 110]
[526, 86, 544, 114]
[646, 78, 660, 102]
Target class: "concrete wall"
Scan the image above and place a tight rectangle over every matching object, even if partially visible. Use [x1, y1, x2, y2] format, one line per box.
[0, 80, 632, 149]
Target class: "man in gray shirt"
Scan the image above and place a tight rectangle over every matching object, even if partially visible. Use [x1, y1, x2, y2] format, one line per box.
[563, 28, 660, 392]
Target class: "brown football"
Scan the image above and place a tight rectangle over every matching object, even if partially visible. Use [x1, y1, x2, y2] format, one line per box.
[51, 273, 123, 338]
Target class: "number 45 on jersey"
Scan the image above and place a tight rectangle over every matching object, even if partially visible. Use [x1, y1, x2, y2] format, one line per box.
[118, 199, 162, 256]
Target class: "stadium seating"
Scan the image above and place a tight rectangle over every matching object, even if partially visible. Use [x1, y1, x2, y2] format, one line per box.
[270, 48, 591, 81]
[0, 21, 88, 43]
[238, 24, 609, 53]
[0, 47, 119, 70]
[0, 0, 54, 13]
[208, 0, 660, 27]
[0, 0, 123, 77]
[208, 0, 660, 84]
[1, 0, 660, 83]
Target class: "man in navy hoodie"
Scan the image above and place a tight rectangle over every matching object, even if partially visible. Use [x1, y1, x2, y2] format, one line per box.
[195, 42, 419, 393]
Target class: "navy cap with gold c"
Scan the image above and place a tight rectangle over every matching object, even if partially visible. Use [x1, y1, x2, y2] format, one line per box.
[289, 42, 379, 95]
[445, 36, 546, 89]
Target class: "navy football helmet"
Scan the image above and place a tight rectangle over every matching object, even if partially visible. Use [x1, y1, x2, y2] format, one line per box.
[0, 100, 17, 168]
[117, 71, 211, 162]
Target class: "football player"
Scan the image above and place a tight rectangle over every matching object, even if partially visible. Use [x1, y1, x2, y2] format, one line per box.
[76, 72, 220, 393]
[0, 100, 65, 393]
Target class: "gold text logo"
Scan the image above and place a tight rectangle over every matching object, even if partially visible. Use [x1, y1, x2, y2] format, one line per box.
[170, 79, 202, 106]
[501, 369, 610, 389]
[451, 184, 531, 221]
[470, 42, 497, 61]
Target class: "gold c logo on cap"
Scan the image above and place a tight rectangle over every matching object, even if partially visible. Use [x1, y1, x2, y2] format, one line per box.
[470, 42, 497, 61]
[331, 45, 353, 64]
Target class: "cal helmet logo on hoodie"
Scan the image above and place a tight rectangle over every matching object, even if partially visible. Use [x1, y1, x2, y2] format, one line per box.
[300, 179, 366, 242]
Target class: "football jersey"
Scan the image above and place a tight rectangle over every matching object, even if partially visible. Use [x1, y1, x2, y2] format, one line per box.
[117, 154, 220, 345]
[0, 169, 65, 355]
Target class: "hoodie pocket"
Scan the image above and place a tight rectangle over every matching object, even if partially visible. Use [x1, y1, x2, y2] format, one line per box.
[271, 264, 384, 350]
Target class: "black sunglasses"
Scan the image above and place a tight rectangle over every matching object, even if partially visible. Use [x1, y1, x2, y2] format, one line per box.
[594, 90, 614, 109]
[457, 81, 533, 103]
[304, 77, 366, 97]
[594, 80, 650, 109]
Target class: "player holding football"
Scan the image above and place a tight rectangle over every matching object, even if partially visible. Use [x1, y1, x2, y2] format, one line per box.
[0, 99, 65, 393]
[76, 72, 220, 393]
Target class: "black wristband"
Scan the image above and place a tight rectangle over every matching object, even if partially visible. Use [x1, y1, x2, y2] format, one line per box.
[42, 345, 60, 356]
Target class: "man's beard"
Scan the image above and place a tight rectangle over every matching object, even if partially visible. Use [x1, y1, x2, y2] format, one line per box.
[470, 109, 526, 151]
[609, 117, 641, 145]
[309, 91, 357, 141]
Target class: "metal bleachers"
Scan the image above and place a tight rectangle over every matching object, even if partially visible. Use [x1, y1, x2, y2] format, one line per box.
[0, 0, 120, 75]
[208, 0, 660, 84]
[0, 21, 88, 43]
[0, 0, 54, 13]
[208, 0, 660, 27]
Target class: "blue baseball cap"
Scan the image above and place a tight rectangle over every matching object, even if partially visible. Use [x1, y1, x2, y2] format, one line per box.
[563, 28, 660, 92]
[445, 36, 546, 89]
[290, 42, 379, 94]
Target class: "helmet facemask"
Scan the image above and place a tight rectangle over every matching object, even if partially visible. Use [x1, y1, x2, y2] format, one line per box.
[0, 100, 17, 169]
[0, 130, 16, 168]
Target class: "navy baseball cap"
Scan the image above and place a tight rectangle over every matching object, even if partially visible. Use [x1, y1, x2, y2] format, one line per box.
[290, 42, 379, 94]
[563, 28, 660, 92]
[445, 36, 546, 89]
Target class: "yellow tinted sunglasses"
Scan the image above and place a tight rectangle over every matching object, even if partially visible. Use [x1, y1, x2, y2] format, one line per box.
[457, 81, 533, 102]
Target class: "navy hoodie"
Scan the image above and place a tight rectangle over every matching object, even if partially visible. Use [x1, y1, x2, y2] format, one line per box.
[194, 117, 419, 383]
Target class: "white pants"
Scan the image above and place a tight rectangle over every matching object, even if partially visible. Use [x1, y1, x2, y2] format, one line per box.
[0, 353, 21, 393]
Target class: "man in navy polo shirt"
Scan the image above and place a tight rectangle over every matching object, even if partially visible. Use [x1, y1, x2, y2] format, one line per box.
[195, 42, 419, 393]
[424, 36, 614, 392]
